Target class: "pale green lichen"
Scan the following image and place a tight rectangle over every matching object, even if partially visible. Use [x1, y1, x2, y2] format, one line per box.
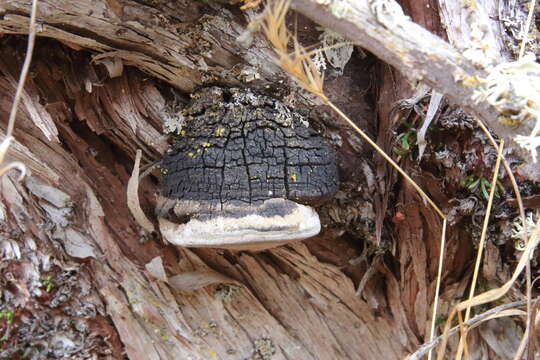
[329, 0, 353, 19]
[194, 321, 219, 337]
[461, 21, 498, 68]
[214, 284, 241, 302]
[312, 50, 327, 74]
[472, 54, 540, 162]
[162, 112, 185, 135]
[512, 212, 538, 251]
[368, 0, 409, 28]
[253, 338, 276, 360]
[319, 28, 354, 71]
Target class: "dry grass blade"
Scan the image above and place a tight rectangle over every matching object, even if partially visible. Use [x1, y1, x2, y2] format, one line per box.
[258, 0, 325, 98]
[323, 101, 445, 219]
[454, 140, 505, 360]
[526, 296, 540, 359]
[473, 117, 529, 359]
[6, 0, 39, 138]
[256, 2, 448, 359]
[1, 0, 38, 180]
[468, 308, 527, 330]
[240, 0, 262, 10]
[428, 218, 447, 360]
[516, 1, 537, 355]
[0, 158, 26, 181]
[437, 215, 540, 360]
[474, 119, 525, 221]
[519, 0, 537, 60]
[0, 136, 26, 180]
[257, 0, 444, 218]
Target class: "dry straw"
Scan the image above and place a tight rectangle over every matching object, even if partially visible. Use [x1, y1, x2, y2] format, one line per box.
[1, 0, 38, 179]
[449, 0, 537, 356]
[454, 140, 504, 359]
[255, 1, 536, 359]
[437, 214, 540, 360]
[254, 2, 447, 359]
[256, 0, 444, 219]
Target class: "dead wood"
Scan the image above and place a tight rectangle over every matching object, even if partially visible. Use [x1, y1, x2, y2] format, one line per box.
[0, 34, 414, 359]
[0, 0, 537, 359]
[290, 0, 540, 181]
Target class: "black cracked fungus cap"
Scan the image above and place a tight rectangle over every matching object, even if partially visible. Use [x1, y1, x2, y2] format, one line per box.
[161, 87, 339, 210]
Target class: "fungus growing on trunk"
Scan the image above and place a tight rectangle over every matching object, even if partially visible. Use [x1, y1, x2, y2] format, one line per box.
[157, 87, 338, 250]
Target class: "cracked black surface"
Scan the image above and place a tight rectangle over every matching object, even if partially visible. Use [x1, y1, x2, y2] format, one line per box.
[161, 88, 338, 207]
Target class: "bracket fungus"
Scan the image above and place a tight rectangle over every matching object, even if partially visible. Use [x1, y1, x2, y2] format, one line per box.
[157, 87, 338, 250]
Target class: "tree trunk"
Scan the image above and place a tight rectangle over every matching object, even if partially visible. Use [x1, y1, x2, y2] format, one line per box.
[0, 0, 537, 359]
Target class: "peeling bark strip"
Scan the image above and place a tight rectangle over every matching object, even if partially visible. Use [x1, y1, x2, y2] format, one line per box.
[290, 0, 539, 180]
[127, 149, 155, 232]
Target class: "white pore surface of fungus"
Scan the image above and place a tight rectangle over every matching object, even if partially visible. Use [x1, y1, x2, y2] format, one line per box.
[159, 200, 321, 251]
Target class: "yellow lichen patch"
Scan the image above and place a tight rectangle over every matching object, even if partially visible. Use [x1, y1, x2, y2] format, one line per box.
[154, 327, 169, 341]
[290, 172, 297, 182]
[462, 0, 478, 10]
[187, 152, 194, 157]
[240, 0, 261, 10]
[200, 142, 212, 148]
[498, 116, 521, 126]
[215, 127, 226, 136]
[461, 76, 479, 87]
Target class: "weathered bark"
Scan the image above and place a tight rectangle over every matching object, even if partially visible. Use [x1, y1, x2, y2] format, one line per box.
[0, 0, 285, 92]
[0, 0, 537, 359]
[0, 10, 411, 360]
[3, 0, 538, 182]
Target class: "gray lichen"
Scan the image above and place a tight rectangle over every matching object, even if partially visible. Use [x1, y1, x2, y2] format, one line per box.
[214, 283, 241, 302]
[252, 337, 276, 360]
